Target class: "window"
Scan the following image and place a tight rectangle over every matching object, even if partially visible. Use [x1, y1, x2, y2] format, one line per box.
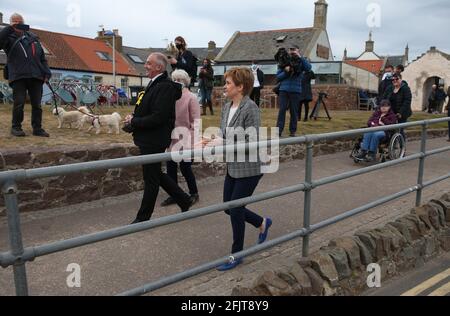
[94, 76, 103, 84]
[276, 35, 287, 43]
[128, 54, 144, 64]
[96, 52, 112, 61]
[121, 77, 129, 91]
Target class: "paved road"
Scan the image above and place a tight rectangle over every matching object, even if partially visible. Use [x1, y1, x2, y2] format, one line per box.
[364, 252, 450, 296]
[0, 138, 449, 296]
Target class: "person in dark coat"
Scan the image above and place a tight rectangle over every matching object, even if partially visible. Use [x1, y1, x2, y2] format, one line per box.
[382, 73, 412, 125]
[435, 86, 447, 114]
[198, 58, 214, 115]
[355, 100, 398, 162]
[428, 85, 438, 113]
[168, 36, 198, 85]
[378, 65, 394, 104]
[124, 53, 193, 224]
[0, 13, 51, 137]
[298, 70, 315, 122]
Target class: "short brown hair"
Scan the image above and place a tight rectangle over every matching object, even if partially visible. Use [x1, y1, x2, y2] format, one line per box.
[224, 67, 255, 96]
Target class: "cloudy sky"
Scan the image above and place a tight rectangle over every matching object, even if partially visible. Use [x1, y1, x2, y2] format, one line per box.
[2, 0, 449, 61]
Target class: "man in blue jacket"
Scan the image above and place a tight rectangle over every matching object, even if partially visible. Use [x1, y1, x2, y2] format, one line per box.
[276, 46, 311, 137]
[0, 13, 51, 137]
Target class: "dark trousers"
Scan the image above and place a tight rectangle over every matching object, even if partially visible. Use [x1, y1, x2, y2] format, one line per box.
[250, 87, 261, 107]
[135, 147, 191, 221]
[224, 174, 264, 254]
[299, 100, 310, 121]
[277, 91, 300, 136]
[166, 160, 199, 195]
[11, 78, 44, 130]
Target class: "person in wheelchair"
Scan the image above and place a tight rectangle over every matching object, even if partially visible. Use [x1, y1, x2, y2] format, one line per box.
[355, 100, 398, 162]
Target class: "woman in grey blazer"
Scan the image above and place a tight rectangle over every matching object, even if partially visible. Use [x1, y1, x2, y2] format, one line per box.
[202, 67, 273, 271]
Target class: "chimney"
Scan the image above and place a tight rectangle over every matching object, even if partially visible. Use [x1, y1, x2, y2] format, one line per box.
[95, 29, 123, 53]
[314, 0, 328, 30]
[365, 31, 374, 52]
[207, 41, 217, 60]
[0, 12, 3, 24]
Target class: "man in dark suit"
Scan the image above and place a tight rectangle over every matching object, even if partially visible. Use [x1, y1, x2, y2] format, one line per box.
[124, 53, 192, 224]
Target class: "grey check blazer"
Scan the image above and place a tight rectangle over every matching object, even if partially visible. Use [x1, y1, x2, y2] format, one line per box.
[220, 96, 262, 179]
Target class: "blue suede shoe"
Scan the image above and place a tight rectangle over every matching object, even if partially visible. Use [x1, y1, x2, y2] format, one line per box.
[258, 218, 273, 244]
[217, 257, 243, 272]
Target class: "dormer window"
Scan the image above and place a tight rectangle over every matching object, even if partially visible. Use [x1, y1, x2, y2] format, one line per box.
[276, 35, 287, 43]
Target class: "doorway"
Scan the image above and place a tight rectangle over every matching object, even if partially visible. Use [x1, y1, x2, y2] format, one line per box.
[422, 76, 442, 111]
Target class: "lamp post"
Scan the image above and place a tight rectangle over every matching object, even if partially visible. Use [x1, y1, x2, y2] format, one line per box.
[104, 30, 116, 88]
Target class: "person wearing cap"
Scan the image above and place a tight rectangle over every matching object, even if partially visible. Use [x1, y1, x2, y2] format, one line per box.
[0, 13, 51, 137]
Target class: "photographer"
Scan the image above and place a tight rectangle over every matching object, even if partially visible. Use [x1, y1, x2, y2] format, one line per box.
[0, 13, 51, 137]
[275, 46, 311, 137]
[198, 58, 214, 115]
[168, 36, 198, 86]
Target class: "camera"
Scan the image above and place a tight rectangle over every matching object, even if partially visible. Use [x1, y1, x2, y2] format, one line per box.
[122, 122, 135, 134]
[274, 48, 301, 75]
[318, 92, 328, 99]
[15, 24, 30, 32]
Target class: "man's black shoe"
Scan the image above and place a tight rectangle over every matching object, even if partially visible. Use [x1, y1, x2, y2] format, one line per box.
[161, 197, 176, 207]
[190, 194, 199, 207]
[11, 128, 26, 137]
[33, 129, 50, 137]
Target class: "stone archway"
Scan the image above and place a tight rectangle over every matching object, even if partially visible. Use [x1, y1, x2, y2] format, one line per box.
[422, 76, 442, 111]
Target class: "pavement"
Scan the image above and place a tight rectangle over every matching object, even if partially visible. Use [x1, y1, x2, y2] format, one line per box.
[364, 252, 450, 296]
[0, 137, 449, 296]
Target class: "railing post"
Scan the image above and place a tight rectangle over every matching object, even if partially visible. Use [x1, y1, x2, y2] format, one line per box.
[302, 140, 314, 257]
[2, 181, 29, 296]
[416, 123, 428, 207]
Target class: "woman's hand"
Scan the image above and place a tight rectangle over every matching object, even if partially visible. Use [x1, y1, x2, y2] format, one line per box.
[168, 57, 178, 65]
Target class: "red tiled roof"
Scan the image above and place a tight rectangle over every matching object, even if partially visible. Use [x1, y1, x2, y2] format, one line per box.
[31, 28, 138, 76]
[62, 34, 137, 76]
[344, 60, 384, 75]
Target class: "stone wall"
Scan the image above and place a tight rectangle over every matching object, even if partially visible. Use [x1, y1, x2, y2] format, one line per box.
[232, 193, 450, 296]
[212, 84, 359, 111]
[0, 130, 447, 215]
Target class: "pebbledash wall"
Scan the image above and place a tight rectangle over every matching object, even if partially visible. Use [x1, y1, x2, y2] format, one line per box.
[0, 130, 448, 215]
[232, 194, 450, 296]
[212, 85, 359, 110]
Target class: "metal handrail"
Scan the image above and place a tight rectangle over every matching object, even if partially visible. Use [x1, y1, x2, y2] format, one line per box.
[1, 117, 449, 296]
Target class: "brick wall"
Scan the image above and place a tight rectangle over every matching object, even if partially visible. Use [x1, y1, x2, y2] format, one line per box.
[212, 84, 359, 111]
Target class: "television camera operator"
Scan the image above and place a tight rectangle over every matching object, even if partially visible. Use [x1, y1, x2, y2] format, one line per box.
[275, 45, 311, 137]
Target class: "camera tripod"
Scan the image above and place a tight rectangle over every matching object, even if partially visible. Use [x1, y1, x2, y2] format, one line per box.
[310, 93, 332, 121]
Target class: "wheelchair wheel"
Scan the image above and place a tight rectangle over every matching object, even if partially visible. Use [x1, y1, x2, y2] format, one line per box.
[389, 133, 406, 160]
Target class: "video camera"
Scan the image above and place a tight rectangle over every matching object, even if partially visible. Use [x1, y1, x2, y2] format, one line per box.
[274, 48, 301, 75]
[318, 92, 328, 99]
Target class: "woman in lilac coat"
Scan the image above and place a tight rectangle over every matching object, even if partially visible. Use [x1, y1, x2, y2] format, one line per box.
[355, 99, 398, 162]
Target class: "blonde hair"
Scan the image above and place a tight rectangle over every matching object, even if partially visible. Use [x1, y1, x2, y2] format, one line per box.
[171, 69, 191, 88]
[224, 67, 254, 96]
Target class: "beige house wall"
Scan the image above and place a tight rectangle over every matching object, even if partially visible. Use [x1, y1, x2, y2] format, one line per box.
[402, 51, 450, 112]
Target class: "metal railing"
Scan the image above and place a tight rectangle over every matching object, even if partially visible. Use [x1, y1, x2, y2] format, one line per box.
[1, 118, 449, 296]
